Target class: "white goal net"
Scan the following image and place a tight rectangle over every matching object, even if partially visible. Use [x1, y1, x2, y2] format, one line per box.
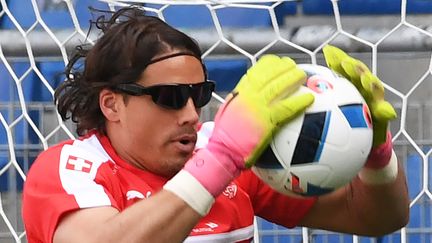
[0, 0, 432, 242]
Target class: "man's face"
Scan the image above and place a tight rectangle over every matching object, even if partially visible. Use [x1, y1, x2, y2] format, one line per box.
[108, 54, 206, 177]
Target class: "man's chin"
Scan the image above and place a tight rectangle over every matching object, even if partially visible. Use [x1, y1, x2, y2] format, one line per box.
[163, 166, 183, 179]
[162, 158, 189, 178]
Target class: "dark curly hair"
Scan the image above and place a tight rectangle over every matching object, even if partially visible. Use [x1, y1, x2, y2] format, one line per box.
[55, 7, 204, 136]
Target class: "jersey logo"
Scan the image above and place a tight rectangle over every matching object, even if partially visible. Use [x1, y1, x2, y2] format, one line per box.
[66, 155, 93, 173]
[205, 222, 218, 229]
[192, 221, 219, 233]
[126, 190, 151, 200]
[222, 184, 237, 199]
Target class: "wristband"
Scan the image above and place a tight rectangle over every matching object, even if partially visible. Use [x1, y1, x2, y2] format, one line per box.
[164, 170, 215, 216]
[364, 132, 393, 169]
[164, 148, 240, 216]
[359, 149, 398, 185]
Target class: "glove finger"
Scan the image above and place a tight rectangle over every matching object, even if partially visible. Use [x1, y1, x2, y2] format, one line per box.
[324, 45, 372, 91]
[372, 121, 389, 147]
[370, 100, 397, 122]
[280, 56, 297, 70]
[244, 55, 297, 91]
[233, 59, 271, 93]
[370, 101, 396, 147]
[245, 55, 283, 90]
[360, 72, 385, 101]
[213, 93, 235, 121]
[269, 93, 315, 126]
[323, 44, 350, 78]
[234, 74, 250, 93]
[261, 68, 307, 104]
[339, 57, 362, 84]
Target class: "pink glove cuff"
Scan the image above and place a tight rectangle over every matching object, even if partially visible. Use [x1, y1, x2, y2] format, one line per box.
[183, 148, 241, 197]
[364, 131, 393, 169]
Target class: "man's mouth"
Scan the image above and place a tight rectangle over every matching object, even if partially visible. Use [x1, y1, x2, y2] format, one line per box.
[172, 134, 197, 153]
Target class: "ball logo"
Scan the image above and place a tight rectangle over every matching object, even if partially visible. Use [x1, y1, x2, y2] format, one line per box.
[363, 103, 373, 128]
[285, 173, 304, 194]
[306, 75, 334, 93]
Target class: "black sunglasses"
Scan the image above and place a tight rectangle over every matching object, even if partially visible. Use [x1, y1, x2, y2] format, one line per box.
[113, 81, 215, 110]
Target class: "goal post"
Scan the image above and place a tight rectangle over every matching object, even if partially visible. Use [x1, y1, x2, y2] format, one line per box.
[0, 0, 432, 242]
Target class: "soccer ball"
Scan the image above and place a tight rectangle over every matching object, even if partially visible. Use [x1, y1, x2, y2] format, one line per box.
[252, 64, 373, 197]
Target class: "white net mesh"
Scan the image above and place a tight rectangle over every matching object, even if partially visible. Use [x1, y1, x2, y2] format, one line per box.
[0, 0, 431, 242]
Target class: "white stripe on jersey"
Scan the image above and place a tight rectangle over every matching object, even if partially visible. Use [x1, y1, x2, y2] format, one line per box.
[59, 134, 113, 208]
[184, 225, 254, 243]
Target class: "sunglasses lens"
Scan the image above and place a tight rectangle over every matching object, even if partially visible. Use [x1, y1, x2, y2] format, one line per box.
[151, 86, 189, 109]
[191, 82, 214, 108]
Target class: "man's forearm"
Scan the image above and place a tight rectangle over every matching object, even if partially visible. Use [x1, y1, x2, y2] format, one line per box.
[54, 190, 201, 243]
[349, 161, 409, 236]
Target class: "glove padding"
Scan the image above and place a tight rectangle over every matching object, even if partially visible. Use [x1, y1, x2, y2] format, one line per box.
[323, 45, 397, 147]
[209, 55, 315, 168]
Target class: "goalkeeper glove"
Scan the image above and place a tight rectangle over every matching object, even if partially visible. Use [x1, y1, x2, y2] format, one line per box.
[165, 55, 314, 215]
[210, 55, 315, 168]
[323, 45, 398, 184]
[323, 44, 396, 147]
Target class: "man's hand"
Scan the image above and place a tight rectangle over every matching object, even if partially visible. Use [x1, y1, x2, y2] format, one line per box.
[210, 55, 315, 168]
[323, 45, 398, 184]
[322, 45, 397, 147]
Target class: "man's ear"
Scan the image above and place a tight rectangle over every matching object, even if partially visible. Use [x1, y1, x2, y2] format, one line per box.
[99, 89, 121, 122]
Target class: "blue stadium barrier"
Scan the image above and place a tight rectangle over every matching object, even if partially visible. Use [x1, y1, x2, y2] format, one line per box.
[1, 0, 109, 29]
[0, 61, 61, 191]
[404, 154, 432, 243]
[204, 59, 248, 92]
[313, 234, 354, 242]
[303, 0, 432, 15]
[1, 1, 296, 29]
[0, 63, 33, 190]
[146, 2, 296, 28]
[407, 154, 423, 199]
[37, 61, 65, 101]
[258, 218, 303, 242]
[142, 3, 294, 97]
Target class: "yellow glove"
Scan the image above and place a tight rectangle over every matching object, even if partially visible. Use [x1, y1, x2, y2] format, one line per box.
[323, 45, 397, 147]
[210, 55, 315, 168]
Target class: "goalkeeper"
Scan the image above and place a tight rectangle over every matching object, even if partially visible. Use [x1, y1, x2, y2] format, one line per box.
[22, 6, 409, 243]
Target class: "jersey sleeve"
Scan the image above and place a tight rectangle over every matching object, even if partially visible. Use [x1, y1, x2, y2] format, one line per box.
[22, 140, 119, 243]
[236, 170, 317, 228]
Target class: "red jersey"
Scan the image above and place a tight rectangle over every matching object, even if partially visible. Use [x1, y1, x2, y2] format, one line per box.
[22, 125, 316, 243]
